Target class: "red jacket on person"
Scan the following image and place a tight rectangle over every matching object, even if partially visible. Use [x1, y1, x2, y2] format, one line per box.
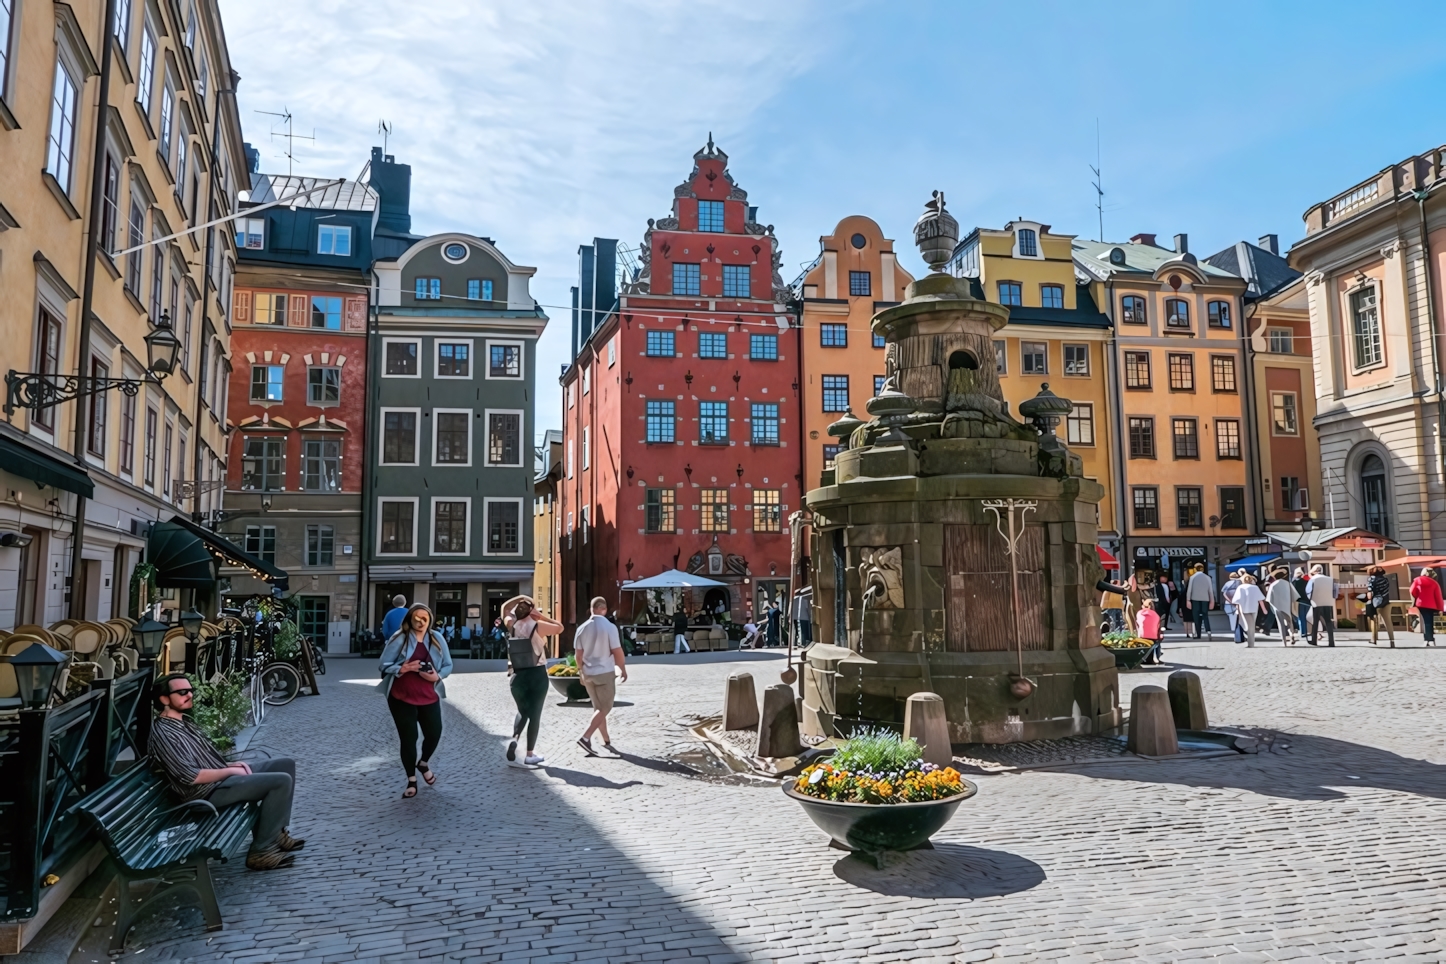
[1410, 575, 1444, 611]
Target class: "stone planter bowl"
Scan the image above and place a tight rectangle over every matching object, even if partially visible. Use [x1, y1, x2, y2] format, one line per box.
[1104, 645, 1151, 670]
[784, 780, 977, 867]
[548, 675, 590, 702]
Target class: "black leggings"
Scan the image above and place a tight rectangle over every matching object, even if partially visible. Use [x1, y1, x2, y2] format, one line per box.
[387, 695, 443, 777]
[510, 667, 548, 751]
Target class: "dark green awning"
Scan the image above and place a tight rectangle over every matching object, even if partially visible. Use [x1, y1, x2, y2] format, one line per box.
[0, 434, 93, 497]
[148, 516, 289, 591]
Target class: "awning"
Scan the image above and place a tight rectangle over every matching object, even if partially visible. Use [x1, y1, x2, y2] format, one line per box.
[148, 515, 289, 591]
[0, 434, 93, 497]
[621, 569, 727, 590]
[1097, 546, 1119, 569]
[1395, 555, 1446, 567]
[1230, 552, 1283, 569]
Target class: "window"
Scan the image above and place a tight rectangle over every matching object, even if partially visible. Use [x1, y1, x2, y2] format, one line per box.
[414, 277, 441, 300]
[582, 367, 590, 395]
[486, 499, 521, 554]
[750, 334, 777, 360]
[304, 295, 340, 330]
[1133, 487, 1159, 528]
[1124, 351, 1151, 389]
[821, 324, 848, 347]
[382, 410, 417, 464]
[1128, 417, 1155, 458]
[751, 403, 779, 445]
[119, 388, 136, 475]
[466, 278, 491, 300]
[0, 0, 14, 98]
[301, 367, 340, 407]
[87, 359, 108, 456]
[1211, 355, 1237, 392]
[1351, 287, 1383, 369]
[1165, 298, 1190, 329]
[753, 489, 781, 532]
[1208, 300, 1232, 328]
[673, 263, 701, 296]
[607, 339, 616, 367]
[317, 224, 351, 256]
[998, 281, 1022, 306]
[722, 265, 750, 298]
[181, 301, 193, 374]
[700, 402, 728, 444]
[1215, 419, 1241, 459]
[994, 341, 1007, 374]
[137, 26, 156, 115]
[438, 342, 471, 377]
[1281, 476, 1305, 513]
[380, 500, 416, 554]
[34, 310, 63, 430]
[1272, 392, 1299, 435]
[385, 340, 419, 375]
[175, 136, 188, 208]
[646, 401, 675, 443]
[235, 218, 265, 250]
[1041, 284, 1064, 309]
[823, 444, 841, 467]
[1361, 454, 1390, 536]
[143, 408, 157, 484]
[822, 375, 849, 412]
[100, 155, 120, 254]
[1016, 228, 1037, 257]
[700, 489, 728, 532]
[698, 200, 724, 232]
[1167, 353, 1194, 391]
[113, 0, 132, 51]
[432, 502, 468, 554]
[302, 438, 340, 491]
[1177, 487, 1203, 528]
[1172, 418, 1199, 459]
[306, 525, 335, 566]
[1121, 295, 1147, 324]
[873, 332, 886, 349]
[646, 489, 675, 533]
[581, 426, 589, 468]
[699, 332, 727, 358]
[1066, 404, 1094, 445]
[1058, 344, 1088, 376]
[488, 343, 521, 378]
[244, 525, 276, 563]
[125, 198, 146, 292]
[849, 271, 872, 297]
[173, 432, 184, 504]
[646, 330, 675, 357]
[46, 60, 80, 192]
[251, 365, 284, 402]
[488, 412, 521, 465]
[241, 436, 285, 490]
[875, 375, 887, 396]
[159, 83, 173, 158]
[1021, 342, 1047, 375]
[1267, 328, 1294, 354]
[434, 411, 470, 465]
[1219, 487, 1246, 529]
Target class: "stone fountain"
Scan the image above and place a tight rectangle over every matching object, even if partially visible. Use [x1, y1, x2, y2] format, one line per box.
[800, 192, 1120, 744]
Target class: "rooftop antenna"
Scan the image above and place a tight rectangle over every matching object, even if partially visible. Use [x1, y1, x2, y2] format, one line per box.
[1090, 118, 1104, 242]
[378, 119, 392, 155]
[256, 108, 315, 177]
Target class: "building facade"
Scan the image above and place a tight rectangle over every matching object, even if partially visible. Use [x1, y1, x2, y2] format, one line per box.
[1288, 147, 1446, 552]
[0, 0, 245, 625]
[533, 429, 561, 637]
[557, 140, 799, 631]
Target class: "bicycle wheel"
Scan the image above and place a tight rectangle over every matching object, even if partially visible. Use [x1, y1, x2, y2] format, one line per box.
[259, 662, 303, 705]
[311, 645, 326, 676]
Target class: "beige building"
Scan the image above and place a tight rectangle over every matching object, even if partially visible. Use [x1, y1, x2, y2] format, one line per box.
[533, 429, 561, 639]
[0, 0, 247, 624]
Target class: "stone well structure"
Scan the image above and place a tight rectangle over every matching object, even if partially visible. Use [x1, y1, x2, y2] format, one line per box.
[801, 192, 1120, 745]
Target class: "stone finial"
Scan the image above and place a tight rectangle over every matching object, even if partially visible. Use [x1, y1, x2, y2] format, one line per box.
[1017, 383, 1073, 437]
[903, 692, 953, 767]
[826, 407, 866, 448]
[1127, 686, 1179, 756]
[913, 191, 959, 274]
[756, 683, 802, 758]
[723, 672, 759, 730]
[1167, 671, 1208, 730]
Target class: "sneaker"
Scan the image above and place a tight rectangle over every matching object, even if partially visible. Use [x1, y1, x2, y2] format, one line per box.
[278, 829, 305, 852]
[245, 847, 294, 871]
[506, 739, 518, 762]
[506, 757, 532, 769]
[525, 753, 546, 766]
[577, 737, 598, 757]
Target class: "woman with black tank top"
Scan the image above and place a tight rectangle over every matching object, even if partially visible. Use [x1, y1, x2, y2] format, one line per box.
[502, 595, 563, 767]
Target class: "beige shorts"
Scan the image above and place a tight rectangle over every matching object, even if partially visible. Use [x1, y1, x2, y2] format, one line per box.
[581, 673, 616, 713]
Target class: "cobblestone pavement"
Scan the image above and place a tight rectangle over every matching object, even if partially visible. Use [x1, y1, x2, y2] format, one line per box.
[116, 632, 1446, 963]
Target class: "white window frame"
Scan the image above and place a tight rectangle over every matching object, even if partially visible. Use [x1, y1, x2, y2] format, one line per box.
[46, 56, 81, 193]
[582, 425, 590, 470]
[433, 338, 474, 379]
[429, 496, 471, 556]
[317, 223, 352, 256]
[431, 407, 473, 468]
[485, 339, 525, 380]
[482, 496, 525, 557]
[485, 408, 525, 467]
[381, 337, 422, 378]
[235, 217, 264, 250]
[378, 407, 421, 466]
[376, 497, 419, 556]
[607, 338, 616, 368]
[137, 22, 157, 116]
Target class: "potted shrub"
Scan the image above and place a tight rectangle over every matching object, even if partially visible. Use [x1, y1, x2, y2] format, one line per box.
[785, 729, 976, 866]
[546, 653, 590, 702]
[1099, 629, 1152, 670]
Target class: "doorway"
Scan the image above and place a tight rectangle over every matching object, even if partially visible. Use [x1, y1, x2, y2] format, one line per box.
[16, 528, 42, 626]
[431, 583, 466, 637]
[297, 596, 330, 650]
[703, 587, 731, 621]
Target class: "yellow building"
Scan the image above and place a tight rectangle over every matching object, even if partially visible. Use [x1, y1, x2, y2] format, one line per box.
[533, 429, 562, 646]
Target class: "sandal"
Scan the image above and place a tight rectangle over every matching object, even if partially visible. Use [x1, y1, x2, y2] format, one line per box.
[416, 762, 437, 786]
[402, 777, 418, 798]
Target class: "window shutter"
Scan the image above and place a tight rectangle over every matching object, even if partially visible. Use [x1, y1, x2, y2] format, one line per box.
[345, 296, 366, 331]
[233, 289, 251, 323]
[288, 294, 307, 327]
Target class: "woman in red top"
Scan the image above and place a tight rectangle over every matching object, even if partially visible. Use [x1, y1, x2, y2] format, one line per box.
[1410, 566, 1444, 647]
[380, 604, 453, 797]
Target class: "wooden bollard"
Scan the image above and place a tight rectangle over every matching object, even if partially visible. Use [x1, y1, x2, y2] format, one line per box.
[1167, 671, 1208, 731]
[722, 672, 759, 731]
[756, 683, 802, 758]
[903, 692, 953, 767]
[1127, 685, 1178, 756]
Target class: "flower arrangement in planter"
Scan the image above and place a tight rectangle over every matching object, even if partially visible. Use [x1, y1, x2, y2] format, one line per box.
[1099, 629, 1152, 669]
[546, 654, 590, 701]
[546, 654, 579, 677]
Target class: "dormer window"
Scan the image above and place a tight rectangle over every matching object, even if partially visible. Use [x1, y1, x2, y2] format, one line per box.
[698, 200, 724, 232]
[1016, 228, 1037, 257]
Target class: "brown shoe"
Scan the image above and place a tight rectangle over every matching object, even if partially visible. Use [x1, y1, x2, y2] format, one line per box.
[278, 829, 305, 852]
[245, 846, 295, 870]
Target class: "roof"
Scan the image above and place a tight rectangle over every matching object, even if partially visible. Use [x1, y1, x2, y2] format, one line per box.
[246, 174, 378, 212]
[1005, 285, 1111, 329]
[1203, 241, 1301, 300]
[1072, 239, 1243, 283]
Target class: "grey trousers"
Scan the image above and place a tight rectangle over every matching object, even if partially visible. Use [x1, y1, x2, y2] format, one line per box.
[209, 757, 295, 851]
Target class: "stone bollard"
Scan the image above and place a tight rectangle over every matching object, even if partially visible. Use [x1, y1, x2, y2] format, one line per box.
[903, 692, 953, 767]
[1167, 671, 1208, 731]
[722, 672, 759, 731]
[756, 683, 802, 758]
[1126, 685, 1178, 756]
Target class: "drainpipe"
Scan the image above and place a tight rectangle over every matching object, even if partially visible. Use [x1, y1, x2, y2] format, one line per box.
[1105, 281, 1129, 572]
[360, 295, 381, 632]
[1415, 187, 1446, 547]
[1241, 297, 1264, 536]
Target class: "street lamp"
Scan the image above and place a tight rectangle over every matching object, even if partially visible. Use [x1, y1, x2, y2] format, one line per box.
[5, 313, 181, 417]
[180, 609, 205, 640]
[10, 642, 68, 710]
[133, 618, 170, 662]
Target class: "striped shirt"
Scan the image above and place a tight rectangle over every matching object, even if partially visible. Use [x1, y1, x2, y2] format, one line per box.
[149, 715, 229, 800]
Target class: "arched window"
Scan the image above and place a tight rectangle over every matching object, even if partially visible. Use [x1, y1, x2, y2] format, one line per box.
[1165, 298, 1190, 329]
[1121, 295, 1147, 324]
[1016, 228, 1037, 258]
[1361, 454, 1390, 536]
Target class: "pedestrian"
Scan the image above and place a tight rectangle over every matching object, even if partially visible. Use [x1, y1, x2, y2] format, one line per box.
[1222, 570, 1243, 643]
[379, 603, 453, 798]
[1305, 565, 1337, 647]
[1292, 568, 1311, 636]
[381, 593, 408, 639]
[149, 673, 304, 870]
[766, 599, 781, 647]
[1229, 573, 1267, 648]
[1266, 569, 1298, 645]
[742, 618, 760, 649]
[1137, 599, 1162, 664]
[502, 595, 564, 768]
[672, 606, 692, 654]
[1100, 583, 1123, 634]
[1410, 566, 1443, 646]
[1363, 565, 1396, 647]
[1155, 576, 1174, 631]
[574, 596, 627, 757]
[1186, 564, 1215, 639]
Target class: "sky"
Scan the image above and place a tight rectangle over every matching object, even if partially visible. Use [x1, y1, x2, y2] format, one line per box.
[217, 0, 1446, 446]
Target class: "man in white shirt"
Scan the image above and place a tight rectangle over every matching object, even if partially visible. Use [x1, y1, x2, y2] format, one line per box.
[574, 596, 627, 756]
[1186, 565, 1216, 639]
[1306, 565, 1337, 647]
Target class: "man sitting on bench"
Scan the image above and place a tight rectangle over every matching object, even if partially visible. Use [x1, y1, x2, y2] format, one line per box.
[149, 673, 305, 870]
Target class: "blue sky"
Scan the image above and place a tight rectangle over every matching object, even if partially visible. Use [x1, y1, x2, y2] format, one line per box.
[218, 1, 1446, 443]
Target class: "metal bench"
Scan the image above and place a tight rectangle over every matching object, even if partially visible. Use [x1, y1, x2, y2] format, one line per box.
[68, 764, 258, 952]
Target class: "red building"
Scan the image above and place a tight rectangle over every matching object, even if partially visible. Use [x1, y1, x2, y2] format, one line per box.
[557, 139, 800, 631]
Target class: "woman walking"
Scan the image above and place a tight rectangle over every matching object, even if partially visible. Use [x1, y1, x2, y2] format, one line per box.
[1364, 565, 1396, 647]
[1411, 566, 1443, 646]
[502, 595, 564, 768]
[1265, 569, 1298, 645]
[1230, 573, 1267, 648]
[379, 604, 453, 798]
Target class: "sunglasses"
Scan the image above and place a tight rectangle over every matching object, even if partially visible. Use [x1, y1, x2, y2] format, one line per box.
[169, 687, 195, 697]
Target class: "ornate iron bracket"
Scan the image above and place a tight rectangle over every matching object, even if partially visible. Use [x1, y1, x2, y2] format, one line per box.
[5, 370, 157, 418]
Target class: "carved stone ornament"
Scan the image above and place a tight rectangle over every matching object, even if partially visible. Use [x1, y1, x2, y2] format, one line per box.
[686, 551, 705, 574]
[1305, 270, 1325, 287]
[1380, 239, 1402, 259]
[859, 547, 905, 609]
[913, 191, 959, 273]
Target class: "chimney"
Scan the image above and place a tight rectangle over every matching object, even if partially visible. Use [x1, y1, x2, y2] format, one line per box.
[1129, 233, 1156, 246]
[1174, 233, 1189, 254]
[1258, 234, 1279, 255]
[368, 146, 413, 234]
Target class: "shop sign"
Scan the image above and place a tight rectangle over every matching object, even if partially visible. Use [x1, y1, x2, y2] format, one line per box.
[1134, 546, 1207, 558]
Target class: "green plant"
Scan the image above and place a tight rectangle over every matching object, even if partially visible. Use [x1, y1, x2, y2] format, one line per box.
[128, 562, 159, 619]
[190, 672, 249, 749]
[1337, 618, 1356, 629]
[830, 728, 924, 774]
[272, 620, 302, 660]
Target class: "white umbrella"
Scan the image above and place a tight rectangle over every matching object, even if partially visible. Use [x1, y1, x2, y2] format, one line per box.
[622, 568, 727, 590]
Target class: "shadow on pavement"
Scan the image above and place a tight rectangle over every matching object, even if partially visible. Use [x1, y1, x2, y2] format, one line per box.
[608, 748, 701, 776]
[833, 842, 1046, 898]
[540, 765, 646, 790]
